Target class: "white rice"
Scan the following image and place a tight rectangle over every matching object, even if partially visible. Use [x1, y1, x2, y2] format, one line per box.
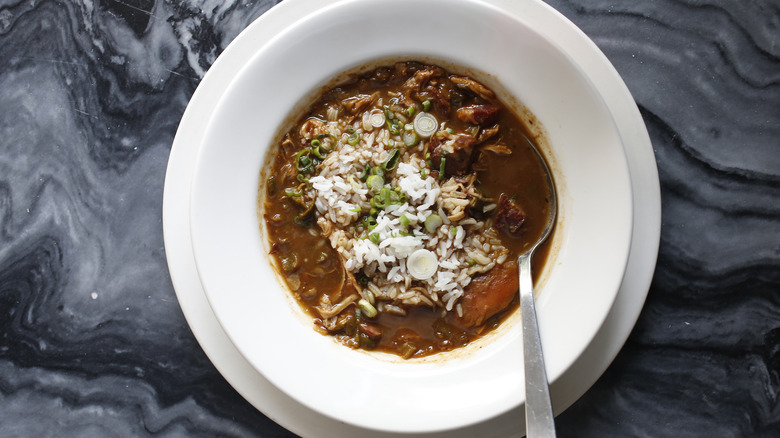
[306, 106, 508, 312]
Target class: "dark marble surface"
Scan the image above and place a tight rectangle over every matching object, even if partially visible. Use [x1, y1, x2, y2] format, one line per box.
[0, 0, 777, 436]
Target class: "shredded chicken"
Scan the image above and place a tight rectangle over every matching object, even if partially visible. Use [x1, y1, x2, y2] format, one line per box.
[450, 75, 496, 103]
[456, 104, 499, 126]
[299, 118, 328, 141]
[439, 175, 483, 220]
[342, 92, 378, 114]
[476, 125, 500, 144]
[316, 294, 359, 319]
[481, 144, 512, 155]
[402, 67, 442, 91]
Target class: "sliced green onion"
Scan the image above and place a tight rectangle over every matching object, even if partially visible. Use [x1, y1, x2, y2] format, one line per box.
[424, 214, 443, 233]
[390, 188, 407, 204]
[358, 298, 378, 318]
[399, 342, 418, 359]
[310, 139, 321, 148]
[311, 144, 327, 159]
[407, 249, 438, 280]
[284, 188, 303, 197]
[296, 149, 315, 173]
[402, 130, 419, 147]
[439, 153, 447, 180]
[371, 187, 406, 209]
[420, 168, 427, 179]
[387, 118, 401, 135]
[363, 215, 377, 229]
[406, 106, 416, 117]
[413, 112, 438, 138]
[347, 130, 360, 146]
[369, 233, 381, 244]
[348, 174, 362, 190]
[366, 174, 384, 193]
[450, 226, 458, 236]
[399, 214, 411, 228]
[369, 166, 383, 177]
[422, 100, 431, 112]
[316, 133, 337, 142]
[382, 149, 400, 171]
[369, 109, 386, 128]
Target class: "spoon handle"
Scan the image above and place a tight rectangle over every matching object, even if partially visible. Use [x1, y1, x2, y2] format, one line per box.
[519, 252, 557, 438]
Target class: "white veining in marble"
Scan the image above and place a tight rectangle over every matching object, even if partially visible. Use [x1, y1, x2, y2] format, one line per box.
[0, 0, 777, 436]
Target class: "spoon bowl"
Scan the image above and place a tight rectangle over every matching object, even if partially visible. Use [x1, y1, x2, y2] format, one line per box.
[518, 141, 558, 437]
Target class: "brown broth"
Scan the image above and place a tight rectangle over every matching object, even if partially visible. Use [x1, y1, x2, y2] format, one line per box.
[261, 61, 554, 358]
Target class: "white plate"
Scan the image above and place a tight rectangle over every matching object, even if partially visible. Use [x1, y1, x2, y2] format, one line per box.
[162, 0, 660, 436]
[188, 0, 632, 432]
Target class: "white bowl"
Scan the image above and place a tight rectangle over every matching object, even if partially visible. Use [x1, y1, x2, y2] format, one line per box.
[189, 0, 633, 433]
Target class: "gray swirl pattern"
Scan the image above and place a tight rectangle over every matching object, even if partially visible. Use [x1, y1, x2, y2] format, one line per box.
[0, 0, 778, 436]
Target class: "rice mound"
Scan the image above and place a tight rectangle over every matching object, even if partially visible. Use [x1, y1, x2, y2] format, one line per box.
[307, 100, 509, 317]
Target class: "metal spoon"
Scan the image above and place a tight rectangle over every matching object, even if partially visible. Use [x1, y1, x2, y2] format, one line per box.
[518, 143, 557, 438]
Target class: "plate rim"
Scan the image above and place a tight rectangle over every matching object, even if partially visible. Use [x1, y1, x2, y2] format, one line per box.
[162, 0, 660, 436]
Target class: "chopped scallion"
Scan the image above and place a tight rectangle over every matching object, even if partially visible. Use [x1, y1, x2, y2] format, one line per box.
[296, 149, 315, 173]
[284, 188, 302, 197]
[407, 249, 437, 280]
[424, 214, 443, 233]
[363, 215, 377, 229]
[413, 112, 438, 138]
[402, 130, 419, 147]
[347, 130, 360, 146]
[348, 174, 362, 190]
[358, 298, 378, 318]
[371, 187, 406, 209]
[382, 149, 400, 171]
[369, 109, 386, 128]
[366, 174, 384, 193]
[386, 118, 400, 135]
[311, 144, 327, 159]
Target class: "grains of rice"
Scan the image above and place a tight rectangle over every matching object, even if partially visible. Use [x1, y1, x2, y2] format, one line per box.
[307, 111, 509, 312]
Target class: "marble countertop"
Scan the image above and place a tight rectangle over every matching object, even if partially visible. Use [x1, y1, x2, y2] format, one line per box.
[1, 0, 777, 436]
